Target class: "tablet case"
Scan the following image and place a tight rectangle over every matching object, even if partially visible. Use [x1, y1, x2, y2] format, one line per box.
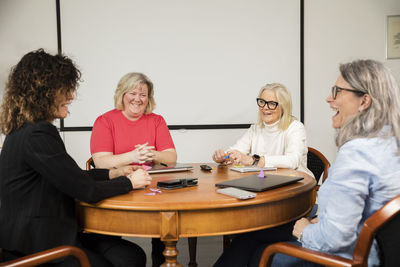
[157, 178, 198, 189]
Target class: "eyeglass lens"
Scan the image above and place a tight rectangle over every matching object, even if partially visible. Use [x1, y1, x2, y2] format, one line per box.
[332, 86, 338, 99]
[256, 98, 278, 110]
[331, 85, 366, 100]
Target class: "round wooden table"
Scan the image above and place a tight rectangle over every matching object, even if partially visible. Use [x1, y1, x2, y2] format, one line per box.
[77, 164, 316, 266]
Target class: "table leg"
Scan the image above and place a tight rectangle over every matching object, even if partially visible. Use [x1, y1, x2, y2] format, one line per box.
[188, 237, 198, 267]
[161, 240, 182, 267]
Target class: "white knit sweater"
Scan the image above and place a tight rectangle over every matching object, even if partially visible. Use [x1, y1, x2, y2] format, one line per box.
[229, 120, 313, 177]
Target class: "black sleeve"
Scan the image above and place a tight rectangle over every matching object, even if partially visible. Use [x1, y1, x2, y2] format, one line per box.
[24, 124, 133, 204]
[87, 168, 110, 181]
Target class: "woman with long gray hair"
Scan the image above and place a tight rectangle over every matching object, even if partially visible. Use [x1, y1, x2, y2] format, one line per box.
[213, 59, 400, 267]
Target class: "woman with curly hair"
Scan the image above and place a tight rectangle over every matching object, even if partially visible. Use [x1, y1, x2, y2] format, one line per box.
[0, 49, 149, 267]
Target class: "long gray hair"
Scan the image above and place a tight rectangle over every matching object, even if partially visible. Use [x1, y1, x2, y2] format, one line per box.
[336, 59, 400, 153]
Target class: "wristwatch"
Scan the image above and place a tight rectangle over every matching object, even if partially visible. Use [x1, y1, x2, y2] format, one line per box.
[252, 154, 260, 166]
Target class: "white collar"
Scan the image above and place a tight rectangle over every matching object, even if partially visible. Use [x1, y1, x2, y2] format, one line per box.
[262, 120, 280, 132]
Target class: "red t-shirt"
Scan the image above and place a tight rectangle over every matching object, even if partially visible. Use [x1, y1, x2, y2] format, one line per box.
[90, 109, 175, 155]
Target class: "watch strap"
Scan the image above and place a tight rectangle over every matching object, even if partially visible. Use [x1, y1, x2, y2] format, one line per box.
[252, 154, 260, 166]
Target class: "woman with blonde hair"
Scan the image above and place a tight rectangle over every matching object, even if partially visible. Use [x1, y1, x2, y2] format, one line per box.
[90, 72, 177, 169]
[90, 72, 176, 266]
[212, 83, 312, 177]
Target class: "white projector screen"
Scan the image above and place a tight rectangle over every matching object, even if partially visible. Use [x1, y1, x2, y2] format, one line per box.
[60, 0, 300, 128]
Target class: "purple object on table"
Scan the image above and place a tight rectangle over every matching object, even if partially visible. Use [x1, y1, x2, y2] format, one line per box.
[142, 165, 152, 171]
[258, 170, 265, 178]
[150, 188, 162, 193]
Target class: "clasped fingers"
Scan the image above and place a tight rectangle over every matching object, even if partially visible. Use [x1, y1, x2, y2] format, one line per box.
[132, 143, 155, 163]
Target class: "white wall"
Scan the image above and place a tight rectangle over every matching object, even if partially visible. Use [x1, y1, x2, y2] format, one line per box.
[304, 0, 400, 163]
[60, 0, 302, 128]
[1, 0, 400, 168]
[0, 0, 57, 93]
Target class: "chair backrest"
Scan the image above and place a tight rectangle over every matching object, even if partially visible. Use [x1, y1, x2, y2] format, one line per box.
[376, 209, 400, 267]
[86, 157, 95, 170]
[0, 245, 90, 267]
[307, 147, 330, 185]
[352, 195, 400, 267]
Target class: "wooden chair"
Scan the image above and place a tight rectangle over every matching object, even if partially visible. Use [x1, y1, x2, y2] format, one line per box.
[258, 195, 400, 267]
[0, 245, 90, 267]
[307, 147, 330, 218]
[307, 147, 330, 190]
[86, 157, 95, 170]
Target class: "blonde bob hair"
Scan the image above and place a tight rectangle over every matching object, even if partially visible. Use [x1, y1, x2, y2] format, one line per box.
[257, 83, 294, 130]
[114, 72, 155, 113]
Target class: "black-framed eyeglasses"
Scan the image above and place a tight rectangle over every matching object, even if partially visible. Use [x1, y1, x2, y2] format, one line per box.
[256, 98, 279, 110]
[331, 86, 365, 100]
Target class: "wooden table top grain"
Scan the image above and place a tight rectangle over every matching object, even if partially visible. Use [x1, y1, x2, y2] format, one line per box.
[77, 163, 316, 266]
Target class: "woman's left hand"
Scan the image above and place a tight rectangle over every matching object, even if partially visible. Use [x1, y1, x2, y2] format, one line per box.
[228, 150, 253, 166]
[110, 165, 143, 179]
[292, 217, 311, 240]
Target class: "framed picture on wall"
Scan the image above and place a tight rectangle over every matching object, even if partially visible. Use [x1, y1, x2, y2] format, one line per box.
[387, 15, 400, 59]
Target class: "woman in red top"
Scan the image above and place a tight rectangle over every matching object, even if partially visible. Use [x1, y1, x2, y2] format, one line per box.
[90, 72, 177, 169]
[90, 72, 177, 266]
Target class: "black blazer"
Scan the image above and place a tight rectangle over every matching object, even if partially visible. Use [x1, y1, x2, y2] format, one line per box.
[0, 121, 133, 255]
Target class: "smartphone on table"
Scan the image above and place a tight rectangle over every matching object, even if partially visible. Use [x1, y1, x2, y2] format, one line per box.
[216, 187, 257, 200]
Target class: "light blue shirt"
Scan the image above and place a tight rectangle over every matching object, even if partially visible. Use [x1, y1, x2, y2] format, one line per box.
[302, 130, 400, 266]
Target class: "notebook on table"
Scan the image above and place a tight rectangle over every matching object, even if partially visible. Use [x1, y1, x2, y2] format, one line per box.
[147, 163, 193, 174]
[229, 166, 277, 173]
[215, 174, 304, 192]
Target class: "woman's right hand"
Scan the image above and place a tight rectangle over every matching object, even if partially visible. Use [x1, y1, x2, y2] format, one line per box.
[130, 143, 155, 163]
[127, 169, 152, 189]
[212, 149, 230, 164]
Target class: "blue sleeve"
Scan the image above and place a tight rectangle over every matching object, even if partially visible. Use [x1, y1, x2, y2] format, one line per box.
[301, 140, 377, 254]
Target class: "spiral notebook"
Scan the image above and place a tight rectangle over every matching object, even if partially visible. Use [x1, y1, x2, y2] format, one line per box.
[215, 174, 303, 192]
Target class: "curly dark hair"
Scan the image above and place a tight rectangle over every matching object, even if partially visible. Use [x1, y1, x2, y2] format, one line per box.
[0, 49, 81, 134]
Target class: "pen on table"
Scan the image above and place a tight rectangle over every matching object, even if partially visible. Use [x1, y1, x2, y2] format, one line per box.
[160, 163, 168, 167]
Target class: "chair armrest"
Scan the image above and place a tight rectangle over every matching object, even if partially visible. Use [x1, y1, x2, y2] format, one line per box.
[258, 242, 353, 267]
[0, 245, 90, 267]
